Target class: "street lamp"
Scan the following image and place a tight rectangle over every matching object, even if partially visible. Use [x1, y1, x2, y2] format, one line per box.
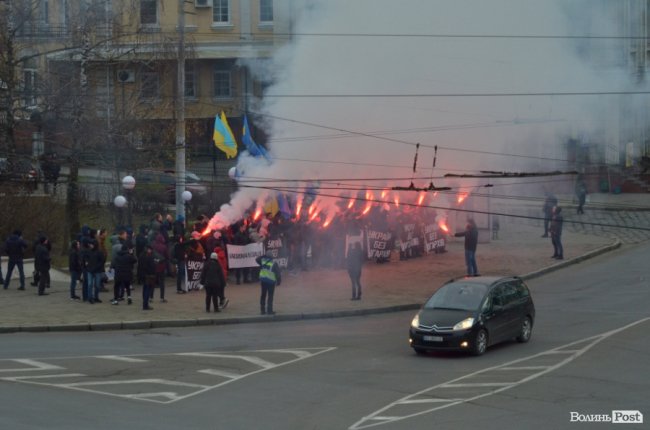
[182, 190, 192, 219]
[114, 195, 127, 227]
[122, 175, 136, 228]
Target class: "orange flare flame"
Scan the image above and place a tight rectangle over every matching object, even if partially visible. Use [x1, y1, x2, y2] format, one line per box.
[438, 223, 449, 233]
[457, 192, 469, 204]
[417, 193, 425, 206]
[347, 198, 355, 209]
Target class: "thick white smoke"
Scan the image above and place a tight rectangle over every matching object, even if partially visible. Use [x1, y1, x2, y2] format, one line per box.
[209, 0, 638, 229]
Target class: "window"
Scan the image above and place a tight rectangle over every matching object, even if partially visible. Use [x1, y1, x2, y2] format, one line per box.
[41, 0, 50, 24]
[260, 0, 273, 23]
[185, 63, 196, 98]
[213, 68, 231, 98]
[140, 71, 159, 100]
[140, 0, 157, 25]
[23, 70, 38, 106]
[212, 0, 230, 24]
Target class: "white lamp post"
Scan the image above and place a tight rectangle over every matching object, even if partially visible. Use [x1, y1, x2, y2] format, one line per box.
[182, 190, 192, 219]
[122, 175, 136, 227]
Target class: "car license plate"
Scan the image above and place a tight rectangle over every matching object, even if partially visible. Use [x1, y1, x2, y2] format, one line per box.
[423, 335, 443, 342]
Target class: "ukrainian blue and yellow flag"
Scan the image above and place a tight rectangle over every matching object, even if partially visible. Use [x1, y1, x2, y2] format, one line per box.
[213, 111, 238, 159]
[242, 114, 270, 160]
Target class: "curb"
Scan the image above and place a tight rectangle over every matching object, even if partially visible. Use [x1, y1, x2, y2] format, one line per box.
[521, 239, 622, 281]
[0, 241, 623, 334]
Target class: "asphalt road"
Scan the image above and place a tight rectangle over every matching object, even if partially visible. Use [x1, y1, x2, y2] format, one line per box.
[0, 243, 648, 430]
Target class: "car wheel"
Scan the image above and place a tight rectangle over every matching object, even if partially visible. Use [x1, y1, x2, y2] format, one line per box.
[471, 329, 488, 356]
[516, 316, 533, 343]
[413, 347, 426, 355]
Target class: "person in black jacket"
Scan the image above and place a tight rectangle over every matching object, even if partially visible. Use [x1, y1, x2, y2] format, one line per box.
[550, 206, 564, 260]
[34, 237, 51, 296]
[454, 219, 479, 277]
[111, 245, 137, 305]
[139, 245, 157, 310]
[200, 252, 227, 312]
[83, 241, 105, 304]
[4, 229, 28, 290]
[68, 240, 82, 300]
[346, 242, 364, 300]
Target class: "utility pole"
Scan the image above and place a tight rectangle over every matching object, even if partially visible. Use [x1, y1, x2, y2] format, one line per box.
[175, 0, 187, 220]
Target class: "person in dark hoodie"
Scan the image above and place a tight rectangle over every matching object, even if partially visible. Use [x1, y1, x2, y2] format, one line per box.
[152, 232, 169, 303]
[34, 236, 51, 296]
[139, 245, 156, 310]
[4, 229, 28, 290]
[550, 206, 564, 260]
[83, 240, 105, 304]
[346, 242, 365, 300]
[111, 245, 137, 305]
[68, 240, 82, 300]
[200, 252, 227, 312]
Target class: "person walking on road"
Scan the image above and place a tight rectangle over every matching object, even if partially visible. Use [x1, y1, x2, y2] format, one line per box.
[256, 251, 282, 315]
[550, 206, 564, 260]
[542, 193, 558, 237]
[200, 252, 228, 312]
[4, 229, 28, 290]
[455, 219, 480, 277]
[346, 242, 364, 300]
[34, 236, 51, 296]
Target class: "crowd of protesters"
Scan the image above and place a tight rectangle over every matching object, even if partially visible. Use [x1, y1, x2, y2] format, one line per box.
[1, 201, 451, 314]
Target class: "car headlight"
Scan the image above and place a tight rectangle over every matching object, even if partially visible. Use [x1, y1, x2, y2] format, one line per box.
[453, 317, 475, 331]
[410, 314, 420, 329]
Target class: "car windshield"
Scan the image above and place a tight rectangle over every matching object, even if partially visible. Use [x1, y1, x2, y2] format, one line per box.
[186, 172, 201, 182]
[424, 282, 488, 311]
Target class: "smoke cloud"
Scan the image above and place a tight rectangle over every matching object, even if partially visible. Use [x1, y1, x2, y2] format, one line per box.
[210, 0, 639, 229]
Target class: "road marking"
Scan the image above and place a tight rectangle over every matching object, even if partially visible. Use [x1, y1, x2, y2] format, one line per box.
[350, 317, 650, 430]
[94, 355, 149, 363]
[177, 352, 276, 369]
[0, 359, 63, 372]
[2, 373, 85, 381]
[0, 347, 337, 404]
[198, 368, 242, 379]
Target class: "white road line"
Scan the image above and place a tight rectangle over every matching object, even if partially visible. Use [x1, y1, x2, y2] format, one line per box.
[350, 317, 650, 430]
[401, 399, 463, 404]
[177, 353, 277, 369]
[198, 369, 242, 379]
[94, 355, 149, 363]
[498, 366, 549, 371]
[441, 382, 513, 388]
[0, 359, 63, 372]
[2, 373, 85, 381]
[60, 379, 209, 389]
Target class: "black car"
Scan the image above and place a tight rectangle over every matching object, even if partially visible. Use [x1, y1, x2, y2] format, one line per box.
[409, 276, 535, 356]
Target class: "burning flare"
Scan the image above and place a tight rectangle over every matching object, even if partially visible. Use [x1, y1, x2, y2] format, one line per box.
[457, 192, 469, 204]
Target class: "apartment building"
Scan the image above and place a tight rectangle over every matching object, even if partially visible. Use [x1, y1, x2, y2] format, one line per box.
[5, 0, 294, 163]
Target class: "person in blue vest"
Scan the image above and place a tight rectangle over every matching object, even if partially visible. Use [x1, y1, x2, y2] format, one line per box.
[256, 250, 282, 315]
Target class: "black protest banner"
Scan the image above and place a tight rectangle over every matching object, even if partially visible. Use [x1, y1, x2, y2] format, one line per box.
[423, 224, 446, 254]
[365, 228, 393, 259]
[265, 237, 289, 269]
[185, 257, 205, 290]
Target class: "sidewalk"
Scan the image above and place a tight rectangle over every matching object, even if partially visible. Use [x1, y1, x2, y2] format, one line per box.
[0, 220, 619, 334]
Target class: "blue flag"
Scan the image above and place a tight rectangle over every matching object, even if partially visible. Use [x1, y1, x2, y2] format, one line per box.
[242, 115, 270, 160]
